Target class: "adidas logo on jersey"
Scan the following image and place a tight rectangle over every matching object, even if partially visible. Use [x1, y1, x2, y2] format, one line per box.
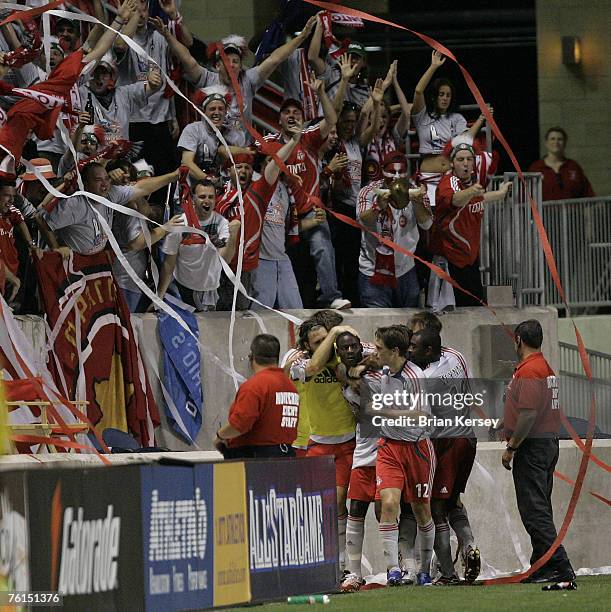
[440, 486, 448, 494]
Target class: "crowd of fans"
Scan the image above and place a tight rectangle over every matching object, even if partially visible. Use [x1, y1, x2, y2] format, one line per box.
[0, 0, 596, 315]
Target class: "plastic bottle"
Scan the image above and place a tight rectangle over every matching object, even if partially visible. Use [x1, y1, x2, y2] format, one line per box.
[287, 594, 330, 604]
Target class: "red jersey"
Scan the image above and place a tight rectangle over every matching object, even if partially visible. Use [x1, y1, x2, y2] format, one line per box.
[261, 125, 325, 215]
[228, 367, 299, 447]
[0, 206, 24, 275]
[503, 352, 560, 436]
[528, 158, 595, 201]
[215, 176, 276, 272]
[429, 173, 484, 268]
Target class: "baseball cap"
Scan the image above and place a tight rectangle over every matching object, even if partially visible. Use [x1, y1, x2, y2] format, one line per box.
[279, 98, 303, 114]
[21, 159, 56, 182]
[382, 151, 408, 178]
[450, 142, 475, 160]
[347, 42, 366, 57]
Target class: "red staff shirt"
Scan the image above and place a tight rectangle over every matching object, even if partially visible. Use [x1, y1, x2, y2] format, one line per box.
[260, 125, 326, 215]
[528, 158, 595, 201]
[503, 352, 560, 437]
[429, 173, 485, 268]
[215, 176, 277, 272]
[0, 206, 24, 275]
[228, 367, 299, 447]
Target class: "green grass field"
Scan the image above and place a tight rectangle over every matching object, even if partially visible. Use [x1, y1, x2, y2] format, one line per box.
[226, 575, 611, 612]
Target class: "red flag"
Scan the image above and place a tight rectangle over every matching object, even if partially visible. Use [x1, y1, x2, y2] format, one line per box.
[34, 251, 159, 446]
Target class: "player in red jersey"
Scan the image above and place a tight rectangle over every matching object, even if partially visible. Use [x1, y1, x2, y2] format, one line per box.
[429, 143, 510, 306]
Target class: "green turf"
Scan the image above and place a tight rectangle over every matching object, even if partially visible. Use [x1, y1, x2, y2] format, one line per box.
[225, 575, 611, 612]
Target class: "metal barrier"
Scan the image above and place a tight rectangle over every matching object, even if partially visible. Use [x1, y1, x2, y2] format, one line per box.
[542, 196, 611, 310]
[559, 342, 611, 434]
[480, 172, 546, 307]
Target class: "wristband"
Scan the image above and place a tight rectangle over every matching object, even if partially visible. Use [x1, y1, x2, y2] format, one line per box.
[113, 17, 125, 26]
[506, 443, 517, 452]
[215, 429, 227, 442]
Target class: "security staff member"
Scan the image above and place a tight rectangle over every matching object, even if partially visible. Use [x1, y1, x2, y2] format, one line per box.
[213, 334, 299, 459]
[502, 320, 576, 590]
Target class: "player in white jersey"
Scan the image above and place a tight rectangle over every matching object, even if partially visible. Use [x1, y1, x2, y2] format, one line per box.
[334, 331, 379, 592]
[360, 325, 437, 587]
[406, 312, 481, 583]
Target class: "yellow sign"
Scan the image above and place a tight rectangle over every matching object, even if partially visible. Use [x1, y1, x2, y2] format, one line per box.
[213, 462, 250, 606]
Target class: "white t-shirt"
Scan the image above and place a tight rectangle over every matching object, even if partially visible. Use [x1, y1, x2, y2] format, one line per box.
[161, 212, 229, 291]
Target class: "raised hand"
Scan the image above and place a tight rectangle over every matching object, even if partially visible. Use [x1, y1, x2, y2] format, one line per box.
[299, 15, 317, 39]
[382, 60, 397, 90]
[371, 78, 385, 104]
[431, 49, 446, 68]
[149, 16, 169, 38]
[338, 53, 359, 81]
[118, 0, 138, 21]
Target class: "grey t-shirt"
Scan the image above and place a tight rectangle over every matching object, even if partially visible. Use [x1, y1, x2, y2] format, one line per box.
[111, 212, 147, 292]
[332, 137, 362, 208]
[80, 81, 149, 142]
[259, 180, 290, 261]
[191, 66, 264, 146]
[177, 121, 241, 165]
[42, 185, 135, 254]
[412, 106, 467, 155]
[115, 27, 173, 124]
[323, 52, 369, 108]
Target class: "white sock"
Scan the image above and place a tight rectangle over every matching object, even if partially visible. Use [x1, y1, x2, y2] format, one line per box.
[346, 515, 365, 578]
[379, 522, 400, 571]
[398, 513, 417, 572]
[418, 520, 435, 574]
[338, 513, 347, 571]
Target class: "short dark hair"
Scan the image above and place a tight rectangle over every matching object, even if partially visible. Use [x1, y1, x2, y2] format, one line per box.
[297, 319, 326, 351]
[375, 325, 411, 357]
[192, 179, 216, 192]
[514, 320, 543, 349]
[409, 311, 442, 333]
[413, 328, 441, 355]
[250, 334, 280, 365]
[0, 179, 16, 189]
[545, 126, 567, 142]
[81, 162, 106, 182]
[336, 331, 360, 346]
[310, 309, 343, 331]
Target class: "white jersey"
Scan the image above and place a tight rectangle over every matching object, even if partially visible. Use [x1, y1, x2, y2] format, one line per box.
[422, 347, 475, 438]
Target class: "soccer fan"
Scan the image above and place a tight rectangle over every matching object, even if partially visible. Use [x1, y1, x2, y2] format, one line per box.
[429, 142, 511, 306]
[361, 61, 411, 185]
[158, 16, 318, 145]
[54, 17, 81, 53]
[177, 85, 243, 181]
[0, 180, 42, 305]
[57, 119, 104, 177]
[260, 76, 349, 310]
[408, 328, 479, 584]
[502, 320, 576, 590]
[37, 162, 179, 256]
[18, 159, 56, 211]
[357, 151, 432, 308]
[528, 127, 595, 201]
[406, 310, 481, 582]
[114, 0, 178, 177]
[410, 50, 491, 206]
[157, 179, 239, 311]
[334, 330, 381, 593]
[361, 325, 435, 587]
[215, 129, 304, 311]
[289, 319, 359, 576]
[213, 334, 299, 459]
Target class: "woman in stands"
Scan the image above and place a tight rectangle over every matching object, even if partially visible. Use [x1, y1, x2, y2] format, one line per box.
[411, 50, 488, 206]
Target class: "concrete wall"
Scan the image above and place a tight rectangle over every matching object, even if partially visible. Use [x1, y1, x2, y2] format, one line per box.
[558, 315, 611, 354]
[535, 0, 611, 195]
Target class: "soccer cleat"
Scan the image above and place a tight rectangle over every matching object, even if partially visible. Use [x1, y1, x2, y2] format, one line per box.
[387, 568, 403, 587]
[401, 569, 416, 585]
[463, 545, 481, 583]
[523, 568, 576, 584]
[416, 571, 433, 586]
[542, 580, 577, 591]
[433, 574, 461, 586]
[330, 298, 352, 310]
[340, 572, 365, 593]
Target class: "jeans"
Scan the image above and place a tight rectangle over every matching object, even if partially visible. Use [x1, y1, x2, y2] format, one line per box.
[251, 258, 303, 309]
[121, 288, 143, 313]
[300, 213, 341, 306]
[358, 267, 420, 308]
[216, 270, 252, 311]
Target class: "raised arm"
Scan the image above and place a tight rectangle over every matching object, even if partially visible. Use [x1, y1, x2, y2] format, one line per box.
[159, 0, 193, 47]
[390, 61, 411, 136]
[263, 130, 302, 185]
[359, 78, 386, 147]
[305, 74, 336, 138]
[150, 17, 203, 83]
[126, 214, 184, 252]
[307, 12, 326, 76]
[332, 54, 359, 115]
[469, 104, 493, 138]
[411, 50, 446, 115]
[256, 15, 317, 82]
[84, 0, 139, 64]
[131, 169, 179, 199]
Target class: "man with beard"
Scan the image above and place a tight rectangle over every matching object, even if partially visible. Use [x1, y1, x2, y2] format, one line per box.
[157, 179, 239, 311]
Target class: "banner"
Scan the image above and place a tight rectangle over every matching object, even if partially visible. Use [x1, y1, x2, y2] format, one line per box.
[245, 457, 338, 602]
[212, 462, 250, 607]
[0, 471, 29, 611]
[27, 466, 144, 612]
[141, 464, 214, 612]
[34, 251, 159, 446]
